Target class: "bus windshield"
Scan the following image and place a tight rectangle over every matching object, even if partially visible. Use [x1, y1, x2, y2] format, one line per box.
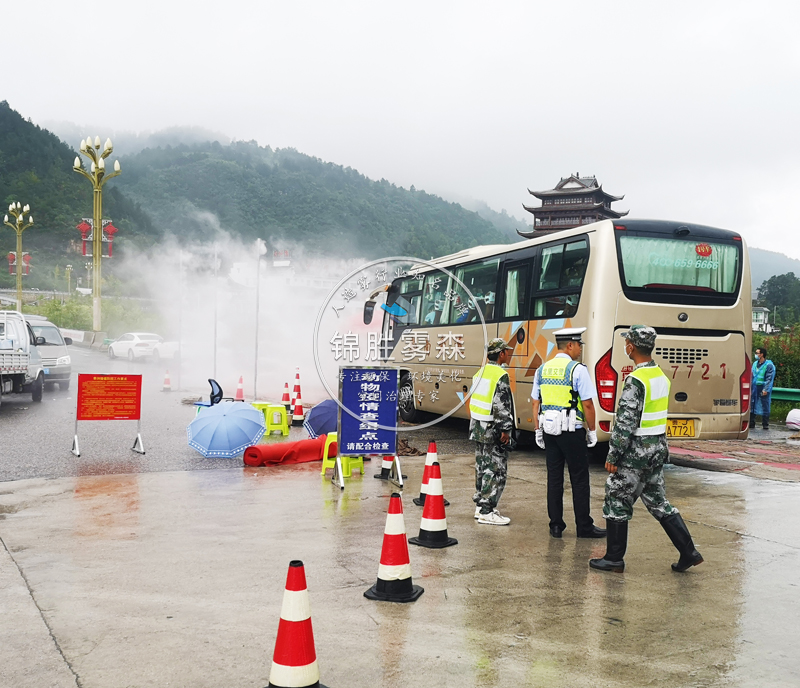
[618, 235, 741, 298]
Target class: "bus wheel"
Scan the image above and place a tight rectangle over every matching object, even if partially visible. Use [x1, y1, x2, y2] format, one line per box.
[398, 374, 419, 423]
[588, 441, 609, 464]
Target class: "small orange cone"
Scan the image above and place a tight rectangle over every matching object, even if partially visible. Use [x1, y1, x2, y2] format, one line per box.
[235, 376, 245, 401]
[291, 368, 301, 408]
[292, 393, 305, 426]
[364, 493, 424, 603]
[413, 440, 448, 507]
[409, 462, 457, 549]
[281, 382, 291, 411]
[267, 560, 329, 688]
[161, 370, 171, 392]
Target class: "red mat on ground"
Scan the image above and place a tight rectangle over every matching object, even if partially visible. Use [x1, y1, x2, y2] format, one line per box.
[243, 434, 337, 467]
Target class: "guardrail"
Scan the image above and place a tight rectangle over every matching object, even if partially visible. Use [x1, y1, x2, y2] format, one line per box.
[770, 388, 800, 403]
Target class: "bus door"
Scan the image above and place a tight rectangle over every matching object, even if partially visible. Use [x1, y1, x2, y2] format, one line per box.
[499, 254, 535, 359]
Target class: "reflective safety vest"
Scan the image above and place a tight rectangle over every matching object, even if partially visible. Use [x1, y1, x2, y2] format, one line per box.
[628, 365, 670, 436]
[469, 364, 508, 421]
[538, 356, 584, 423]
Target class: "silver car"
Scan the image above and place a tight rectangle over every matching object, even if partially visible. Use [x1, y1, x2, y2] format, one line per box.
[25, 316, 72, 391]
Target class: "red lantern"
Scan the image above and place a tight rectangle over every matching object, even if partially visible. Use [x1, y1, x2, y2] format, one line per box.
[7, 253, 14, 275]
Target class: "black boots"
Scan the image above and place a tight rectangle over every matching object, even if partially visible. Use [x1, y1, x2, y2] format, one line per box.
[589, 520, 627, 572]
[661, 512, 704, 572]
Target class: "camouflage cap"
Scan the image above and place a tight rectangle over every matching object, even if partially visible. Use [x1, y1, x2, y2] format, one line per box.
[487, 338, 513, 354]
[619, 324, 657, 349]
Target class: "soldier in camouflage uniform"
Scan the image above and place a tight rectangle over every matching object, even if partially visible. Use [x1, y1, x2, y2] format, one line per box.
[590, 325, 704, 573]
[469, 338, 515, 525]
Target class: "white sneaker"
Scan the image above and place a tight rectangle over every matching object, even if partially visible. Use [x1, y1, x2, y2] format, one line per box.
[477, 510, 510, 526]
[474, 506, 482, 519]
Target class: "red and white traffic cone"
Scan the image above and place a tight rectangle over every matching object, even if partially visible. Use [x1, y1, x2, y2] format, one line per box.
[281, 382, 292, 411]
[364, 493, 424, 603]
[235, 376, 245, 401]
[267, 560, 329, 688]
[373, 455, 394, 480]
[292, 393, 305, 426]
[409, 462, 457, 549]
[291, 368, 301, 408]
[412, 440, 448, 507]
[161, 370, 171, 392]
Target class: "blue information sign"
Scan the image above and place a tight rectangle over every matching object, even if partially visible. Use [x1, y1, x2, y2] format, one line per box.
[339, 366, 399, 456]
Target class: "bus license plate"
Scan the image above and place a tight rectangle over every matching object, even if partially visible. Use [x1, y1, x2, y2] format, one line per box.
[666, 419, 695, 438]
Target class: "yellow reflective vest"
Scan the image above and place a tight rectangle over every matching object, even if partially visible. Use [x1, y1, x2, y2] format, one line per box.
[628, 365, 670, 436]
[538, 356, 584, 423]
[469, 364, 507, 421]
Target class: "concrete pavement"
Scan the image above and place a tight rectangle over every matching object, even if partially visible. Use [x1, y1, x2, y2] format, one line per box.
[3, 453, 800, 687]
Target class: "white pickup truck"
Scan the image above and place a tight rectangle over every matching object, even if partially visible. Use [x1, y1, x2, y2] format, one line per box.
[0, 311, 45, 405]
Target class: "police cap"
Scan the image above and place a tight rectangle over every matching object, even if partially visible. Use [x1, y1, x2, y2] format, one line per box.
[553, 327, 586, 344]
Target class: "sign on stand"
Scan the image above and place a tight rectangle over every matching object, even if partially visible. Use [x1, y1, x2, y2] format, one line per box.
[338, 366, 401, 487]
[72, 374, 145, 456]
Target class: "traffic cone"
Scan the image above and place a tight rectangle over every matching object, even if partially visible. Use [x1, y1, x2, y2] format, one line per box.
[292, 393, 305, 426]
[364, 493, 424, 603]
[235, 376, 245, 401]
[373, 455, 394, 480]
[281, 382, 291, 411]
[161, 370, 171, 392]
[267, 560, 329, 688]
[409, 462, 457, 549]
[413, 440, 449, 507]
[291, 367, 302, 407]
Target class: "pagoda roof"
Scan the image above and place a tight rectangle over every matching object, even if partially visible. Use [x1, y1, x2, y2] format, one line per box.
[527, 174, 624, 202]
[522, 202, 629, 218]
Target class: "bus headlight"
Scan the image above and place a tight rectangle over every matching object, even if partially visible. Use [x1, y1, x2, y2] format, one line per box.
[57, 356, 71, 365]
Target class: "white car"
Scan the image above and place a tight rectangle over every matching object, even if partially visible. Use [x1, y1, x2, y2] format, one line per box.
[152, 340, 180, 363]
[108, 332, 163, 361]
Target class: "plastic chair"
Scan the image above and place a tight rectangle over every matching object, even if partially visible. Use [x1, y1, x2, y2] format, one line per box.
[252, 402, 290, 436]
[320, 433, 338, 475]
[194, 379, 234, 414]
[320, 433, 362, 477]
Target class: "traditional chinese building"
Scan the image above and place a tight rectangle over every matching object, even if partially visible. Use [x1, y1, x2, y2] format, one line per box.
[518, 173, 628, 238]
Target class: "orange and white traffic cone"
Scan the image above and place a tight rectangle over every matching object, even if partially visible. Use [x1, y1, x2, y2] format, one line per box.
[235, 376, 245, 401]
[291, 368, 301, 408]
[281, 382, 292, 411]
[161, 370, 171, 392]
[292, 393, 305, 426]
[412, 440, 448, 507]
[373, 455, 394, 480]
[267, 560, 329, 688]
[364, 493, 424, 603]
[409, 462, 457, 549]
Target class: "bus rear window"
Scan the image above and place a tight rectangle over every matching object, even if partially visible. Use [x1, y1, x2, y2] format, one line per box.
[618, 236, 740, 295]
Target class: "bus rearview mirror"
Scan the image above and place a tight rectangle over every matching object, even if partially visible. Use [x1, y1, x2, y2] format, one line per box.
[363, 300, 376, 325]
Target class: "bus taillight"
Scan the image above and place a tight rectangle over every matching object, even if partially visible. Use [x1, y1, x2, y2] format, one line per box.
[595, 348, 618, 413]
[740, 354, 751, 414]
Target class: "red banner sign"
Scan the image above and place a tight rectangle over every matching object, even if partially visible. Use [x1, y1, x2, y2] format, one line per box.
[77, 374, 142, 421]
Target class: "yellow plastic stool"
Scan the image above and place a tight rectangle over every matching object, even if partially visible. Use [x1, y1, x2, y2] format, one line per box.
[341, 454, 365, 477]
[321, 433, 338, 475]
[252, 402, 290, 436]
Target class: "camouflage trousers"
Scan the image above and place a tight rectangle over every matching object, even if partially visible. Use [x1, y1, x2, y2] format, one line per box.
[603, 461, 678, 523]
[474, 441, 508, 513]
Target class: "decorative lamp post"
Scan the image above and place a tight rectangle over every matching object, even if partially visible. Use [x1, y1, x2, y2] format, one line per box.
[3, 202, 34, 312]
[73, 137, 120, 331]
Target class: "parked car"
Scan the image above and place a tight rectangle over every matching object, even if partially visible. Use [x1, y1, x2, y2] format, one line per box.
[108, 332, 163, 361]
[0, 310, 45, 404]
[24, 315, 73, 390]
[152, 340, 180, 363]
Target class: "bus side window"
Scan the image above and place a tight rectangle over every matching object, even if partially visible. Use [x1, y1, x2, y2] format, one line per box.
[422, 271, 448, 325]
[502, 263, 530, 319]
[443, 259, 499, 325]
[533, 238, 589, 319]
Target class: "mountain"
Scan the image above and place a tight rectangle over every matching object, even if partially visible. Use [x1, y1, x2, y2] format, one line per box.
[748, 247, 800, 294]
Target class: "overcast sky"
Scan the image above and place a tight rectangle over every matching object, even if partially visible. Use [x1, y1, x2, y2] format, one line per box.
[6, 1, 800, 256]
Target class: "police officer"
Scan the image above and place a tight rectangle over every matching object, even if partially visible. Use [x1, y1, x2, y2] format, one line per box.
[590, 325, 704, 573]
[469, 338, 515, 525]
[531, 327, 605, 539]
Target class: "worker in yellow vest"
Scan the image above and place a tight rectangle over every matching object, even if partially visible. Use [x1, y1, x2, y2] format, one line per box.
[532, 327, 605, 539]
[590, 325, 703, 573]
[469, 338, 515, 525]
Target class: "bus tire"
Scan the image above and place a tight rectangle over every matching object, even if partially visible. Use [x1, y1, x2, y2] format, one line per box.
[588, 441, 609, 464]
[398, 373, 419, 423]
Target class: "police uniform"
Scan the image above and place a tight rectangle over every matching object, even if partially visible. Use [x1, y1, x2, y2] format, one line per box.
[532, 327, 604, 538]
[469, 338, 515, 525]
[590, 325, 704, 573]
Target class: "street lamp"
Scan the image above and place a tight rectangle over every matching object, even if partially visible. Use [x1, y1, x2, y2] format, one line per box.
[3, 202, 34, 312]
[66, 264, 73, 296]
[254, 238, 268, 401]
[73, 136, 120, 332]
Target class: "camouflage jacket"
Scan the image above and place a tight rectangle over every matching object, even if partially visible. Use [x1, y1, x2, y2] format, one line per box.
[607, 360, 669, 469]
[469, 367, 515, 444]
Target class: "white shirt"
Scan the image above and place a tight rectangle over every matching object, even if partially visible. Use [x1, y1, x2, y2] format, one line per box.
[531, 353, 597, 429]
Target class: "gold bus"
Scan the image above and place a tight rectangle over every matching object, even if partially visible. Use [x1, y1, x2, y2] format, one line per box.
[367, 219, 752, 448]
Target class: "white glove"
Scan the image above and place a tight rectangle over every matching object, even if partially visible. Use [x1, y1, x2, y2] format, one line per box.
[586, 430, 597, 448]
[535, 428, 545, 450]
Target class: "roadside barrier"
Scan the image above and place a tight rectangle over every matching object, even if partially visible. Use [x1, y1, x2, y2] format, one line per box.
[364, 493, 424, 603]
[267, 560, 329, 688]
[409, 462, 457, 549]
[413, 440, 449, 507]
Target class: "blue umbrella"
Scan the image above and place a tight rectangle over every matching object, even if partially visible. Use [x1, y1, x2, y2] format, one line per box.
[303, 399, 339, 439]
[187, 402, 266, 458]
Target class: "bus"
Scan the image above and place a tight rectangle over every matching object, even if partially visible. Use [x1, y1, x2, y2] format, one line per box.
[365, 219, 752, 446]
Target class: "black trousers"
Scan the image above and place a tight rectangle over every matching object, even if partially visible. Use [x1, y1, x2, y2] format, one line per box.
[544, 428, 594, 532]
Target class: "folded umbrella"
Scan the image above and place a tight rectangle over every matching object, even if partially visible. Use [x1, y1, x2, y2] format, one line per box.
[187, 401, 266, 458]
[303, 398, 339, 439]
